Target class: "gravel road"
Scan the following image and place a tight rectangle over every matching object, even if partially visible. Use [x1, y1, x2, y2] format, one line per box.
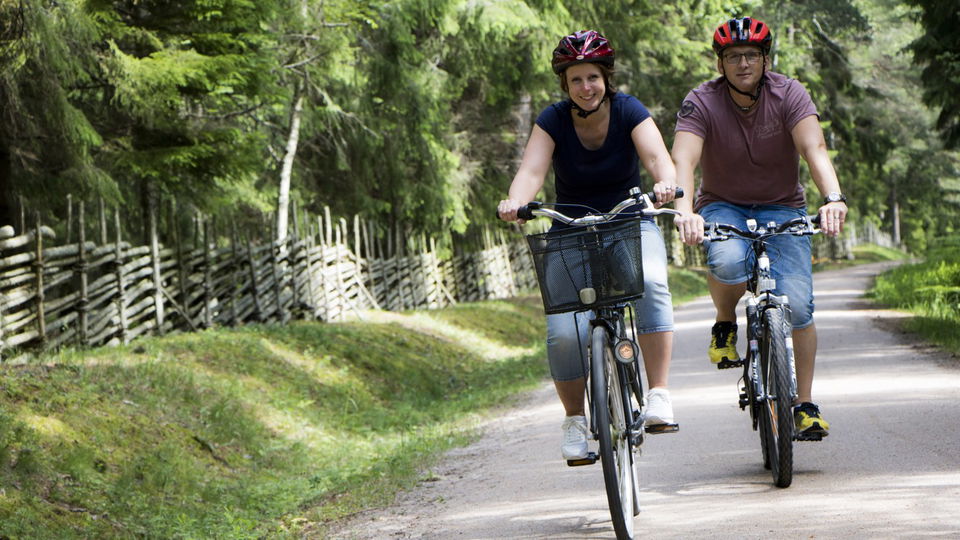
[328, 262, 960, 539]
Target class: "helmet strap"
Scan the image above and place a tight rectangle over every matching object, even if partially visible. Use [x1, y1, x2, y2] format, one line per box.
[570, 95, 607, 118]
[722, 63, 767, 110]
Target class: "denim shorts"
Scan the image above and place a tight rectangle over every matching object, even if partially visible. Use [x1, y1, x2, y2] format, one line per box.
[699, 202, 814, 329]
[545, 219, 673, 382]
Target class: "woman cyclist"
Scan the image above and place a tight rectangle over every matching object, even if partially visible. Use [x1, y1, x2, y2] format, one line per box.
[497, 30, 681, 460]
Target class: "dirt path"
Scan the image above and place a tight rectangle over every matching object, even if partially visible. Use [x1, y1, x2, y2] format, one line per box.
[327, 262, 960, 539]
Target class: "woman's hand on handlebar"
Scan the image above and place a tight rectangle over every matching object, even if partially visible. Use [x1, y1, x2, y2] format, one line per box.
[674, 211, 705, 245]
[651, 181, 679, 208]
[497, 198, 528, 225]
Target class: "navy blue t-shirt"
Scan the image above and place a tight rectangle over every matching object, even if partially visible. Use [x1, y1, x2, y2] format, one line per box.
[536, 93, 651, 222]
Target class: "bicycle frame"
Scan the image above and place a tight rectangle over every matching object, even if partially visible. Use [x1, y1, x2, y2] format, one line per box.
[740, 220, 799, 424]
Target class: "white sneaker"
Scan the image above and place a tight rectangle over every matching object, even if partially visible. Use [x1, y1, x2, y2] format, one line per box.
[560, 415, 589, 459]
[644, 388, 675, 426]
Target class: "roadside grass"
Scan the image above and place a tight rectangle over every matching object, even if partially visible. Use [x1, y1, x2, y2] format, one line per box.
[812, 243, 910, 271]
[869, 237, 960, 356]
[0, 297, 548, 538]
[668, 267, 708, 305]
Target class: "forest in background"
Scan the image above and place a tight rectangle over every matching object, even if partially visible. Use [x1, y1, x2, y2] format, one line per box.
[0, 0, 957, 254]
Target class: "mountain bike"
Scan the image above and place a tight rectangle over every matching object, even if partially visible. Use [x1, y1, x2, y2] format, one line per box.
[509, 187, 680, 540]
[703, 214, 822, 488]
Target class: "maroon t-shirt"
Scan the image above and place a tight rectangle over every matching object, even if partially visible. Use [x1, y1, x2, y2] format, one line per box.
[675, 72, 818, 212]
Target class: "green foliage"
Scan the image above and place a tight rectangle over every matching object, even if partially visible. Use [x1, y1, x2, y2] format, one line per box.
[0, 0, 957, 256]
[907, 0, 960, 149]
[870, 236, 960, 354]
[0, 297, 547, 536]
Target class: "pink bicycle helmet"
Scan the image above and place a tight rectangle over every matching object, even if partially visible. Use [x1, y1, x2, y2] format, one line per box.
[552, 30, 616, 74]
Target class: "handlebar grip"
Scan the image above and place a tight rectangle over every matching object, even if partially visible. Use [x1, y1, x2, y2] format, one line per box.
[517, 206, 535, 221]
[648, 187, 684, 204]
[496, 202, 539, 221]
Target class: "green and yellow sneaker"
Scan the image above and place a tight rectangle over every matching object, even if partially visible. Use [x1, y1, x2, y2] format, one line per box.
[709, 321, 741, 368]
[794, 402, 830, 438]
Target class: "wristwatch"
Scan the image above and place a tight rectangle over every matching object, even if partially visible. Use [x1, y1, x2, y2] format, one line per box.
[823, 192, 847, 205]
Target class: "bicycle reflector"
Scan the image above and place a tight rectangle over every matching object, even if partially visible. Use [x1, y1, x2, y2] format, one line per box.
[614, 339, 638, 364]
[579, 287, 597, 305]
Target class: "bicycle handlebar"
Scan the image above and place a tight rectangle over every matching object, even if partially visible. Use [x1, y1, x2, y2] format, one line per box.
[704, 214, 821, 241]
[498, 187, 684, 225]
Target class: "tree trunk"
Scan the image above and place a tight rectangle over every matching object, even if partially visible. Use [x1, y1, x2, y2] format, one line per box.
[891, 184, 901, 246]
[513, 93, 532, 169]
[0, 146, 13, 228]
[276, 82, 305, 245]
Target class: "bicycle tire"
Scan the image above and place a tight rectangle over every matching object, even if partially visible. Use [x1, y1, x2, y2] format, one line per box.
[591, 325, 635, 539]
[626, 359, 643, 517]
[759, 307, 794, 488]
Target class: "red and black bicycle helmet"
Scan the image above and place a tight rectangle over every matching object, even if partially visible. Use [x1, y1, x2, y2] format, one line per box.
[551, 30, 615, 74]
[712, 17, 772, 56]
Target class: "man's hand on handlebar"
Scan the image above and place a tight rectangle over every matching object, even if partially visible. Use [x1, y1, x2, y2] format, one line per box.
[817, 200, 847, 237]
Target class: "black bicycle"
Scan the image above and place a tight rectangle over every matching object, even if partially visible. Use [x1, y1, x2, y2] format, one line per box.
[703, 214, 822, 488]
[510, 187, 680, 540]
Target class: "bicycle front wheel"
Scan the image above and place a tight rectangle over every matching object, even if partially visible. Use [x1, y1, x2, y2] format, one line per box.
[591, 325, 636, 539]
[759, 307, 795, 488]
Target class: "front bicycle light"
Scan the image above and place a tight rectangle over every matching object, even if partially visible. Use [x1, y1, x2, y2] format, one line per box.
[614, 339, 638, 364]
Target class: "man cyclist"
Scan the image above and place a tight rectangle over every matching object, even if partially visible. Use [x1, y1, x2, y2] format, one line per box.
[671, 17, 847, 437]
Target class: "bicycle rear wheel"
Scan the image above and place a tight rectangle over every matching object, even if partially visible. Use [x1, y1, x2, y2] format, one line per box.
[759, 307, 794, 488]
[591, 325, 636, 539]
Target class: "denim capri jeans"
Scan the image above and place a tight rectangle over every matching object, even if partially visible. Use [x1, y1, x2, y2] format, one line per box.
[546, 219, 673, 382]
[699, 202, 814, 329]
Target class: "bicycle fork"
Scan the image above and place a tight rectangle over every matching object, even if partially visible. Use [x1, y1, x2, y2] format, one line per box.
[739, 296, 799, 411]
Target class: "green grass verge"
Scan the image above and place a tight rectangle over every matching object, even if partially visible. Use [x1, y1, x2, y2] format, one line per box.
[812, 243, 910, 271]
[869, 239, 960, 356]
[0, 297, 548, 538]
[668, 267, 708, 305]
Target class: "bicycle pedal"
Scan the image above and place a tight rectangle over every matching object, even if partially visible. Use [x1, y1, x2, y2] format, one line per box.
[644, 423, 679, 434]
[566, 452, 599, 466]
[717, 359, 743, 370]
[794, 431, 826, 442]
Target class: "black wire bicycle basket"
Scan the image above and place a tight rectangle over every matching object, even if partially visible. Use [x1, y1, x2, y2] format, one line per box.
[526, 218, 644, 314]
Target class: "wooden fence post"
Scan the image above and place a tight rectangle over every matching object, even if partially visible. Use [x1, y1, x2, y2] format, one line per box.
[316, 216, 330, 321]
[77, 203, 89, 346]
[99, 197, 107, 244]
[18, 194, 24, 235]
[149, 199, 164, 333]
[114, 209, 129, 344]
[229, 229, 240, 325]
[270, 222, 286, 324]
[246, 235, 263, 321]
[66, 194, 73, 244]
[290, 203, 303, 318]
[203, 218, 213, 328]
[34, 212, 47, 347]
[301, 223, 316, 319]
[174, 204, 189, 326]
